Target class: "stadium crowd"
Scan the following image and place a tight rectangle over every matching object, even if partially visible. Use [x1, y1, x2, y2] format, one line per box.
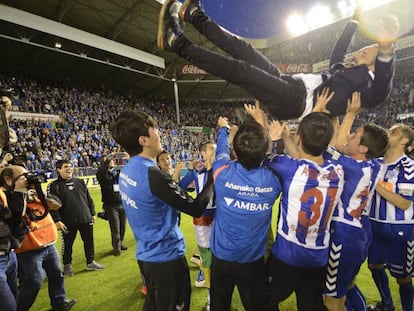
[1, 0, 414, 310]
[0, 71, 412, 174]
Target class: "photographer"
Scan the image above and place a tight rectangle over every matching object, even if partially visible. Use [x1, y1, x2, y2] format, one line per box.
[0, 165, 75, 311]
[48, 160, 104, 277]
[96, 154, 127, 256]
[0, 172, 26, 311]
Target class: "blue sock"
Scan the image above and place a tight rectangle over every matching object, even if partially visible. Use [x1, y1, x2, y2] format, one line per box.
[345, 296, 352, 311]
[346, 285, 366, 311]
[399, 281, 413, 311]
[370, 268, 394, 309]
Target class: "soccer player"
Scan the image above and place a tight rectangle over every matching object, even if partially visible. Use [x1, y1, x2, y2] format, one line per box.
[178, 141, 217, 309]
[264, 112, 344, 311]
[110, 111, 214, 311]
[158, 0, 398, 120]
[317, 92, 389, 311]
[367, 123, 414, 311]
[210, 116, 282, 311]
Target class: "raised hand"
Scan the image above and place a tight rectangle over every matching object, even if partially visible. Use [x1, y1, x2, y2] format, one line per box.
[244, 100, 266, 127]
[269, 120, 286, 141]
[346, 92, 363, 116]
[217, 116, 229, 128]
[376, 14, 400, 55]
[313, 87, 334, 114]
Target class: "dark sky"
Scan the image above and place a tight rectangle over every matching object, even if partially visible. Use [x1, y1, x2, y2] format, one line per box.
[202, 0, 339, 38]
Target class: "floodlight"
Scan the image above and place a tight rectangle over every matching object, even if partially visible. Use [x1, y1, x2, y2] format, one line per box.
[286, 14, 308, 36]
[337, 0, 353, 18]
[306, 5, 334, 29]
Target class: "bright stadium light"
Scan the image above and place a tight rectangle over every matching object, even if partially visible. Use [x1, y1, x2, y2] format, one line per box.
[306, 5, 334, 29]
[337, 0, 353, 18]
[285, 0, 398, 37]
[286, 13, 308, 36]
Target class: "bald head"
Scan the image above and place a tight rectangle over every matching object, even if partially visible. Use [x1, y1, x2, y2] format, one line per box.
[348, 44, 378, 71]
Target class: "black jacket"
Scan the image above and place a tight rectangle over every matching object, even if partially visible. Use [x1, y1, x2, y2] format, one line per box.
[48, 177, 95, 225]
[0, 191, 27, 253]
[96, 160, 122, 206]
[315, 21, 395, 116]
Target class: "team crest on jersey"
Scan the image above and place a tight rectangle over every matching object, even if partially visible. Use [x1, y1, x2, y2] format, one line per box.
[398, 183, 414, 196]
[385, 169, 398, 180]
[326, 146, 341, 160]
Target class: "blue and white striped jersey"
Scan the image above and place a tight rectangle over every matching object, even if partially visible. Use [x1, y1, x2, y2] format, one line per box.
[326, 147, 382, 228]
[369, 155, 414, 224]
[265, 154, 344, 267]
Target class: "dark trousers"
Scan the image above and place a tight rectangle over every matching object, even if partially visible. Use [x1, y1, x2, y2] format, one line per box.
[175, 11, 306, 120]
[0, 251, 18, 311]
[138, 257, 191, 311]
[62, 222, 94, 265]
[210, 254, 266, 311]
[104, 203, 126, 251]
[266, 254, 326, 311]
[17, 245, 66, 311]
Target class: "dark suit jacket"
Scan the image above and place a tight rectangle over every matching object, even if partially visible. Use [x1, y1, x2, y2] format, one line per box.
[314, 21, 395, 116]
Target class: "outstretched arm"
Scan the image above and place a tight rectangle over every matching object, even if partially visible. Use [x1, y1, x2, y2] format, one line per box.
[149, 167, 214, 217]
[376, 14, 400, 59]
[244, 100, 268, 129]
[216, 117, 231, 161]
[335, 92, 362, 153]
[362, 15, 399, 109]
[329, 12, 359, 66]
[269, 121, 299, 158]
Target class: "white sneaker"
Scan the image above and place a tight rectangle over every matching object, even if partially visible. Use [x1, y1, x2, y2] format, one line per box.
[86, 260, 105, 271]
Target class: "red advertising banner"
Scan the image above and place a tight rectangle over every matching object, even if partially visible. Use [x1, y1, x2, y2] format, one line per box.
[179, 63, 312, 75]
[276, 63, 313, 73]
[180, 64, 207, 75]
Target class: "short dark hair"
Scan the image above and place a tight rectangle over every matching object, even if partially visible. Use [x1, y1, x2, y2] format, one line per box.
[297, 112, 333, 156]
[0, 167, 14, 187]
[55, 159, 71, 170]
[233, 120, 270, 170]
[156, 150, 170, 163]
[110, 111, 157, 156]
[360, 124, 389, 159]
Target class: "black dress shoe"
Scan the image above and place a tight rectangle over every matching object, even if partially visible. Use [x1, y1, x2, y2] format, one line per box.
[52, 299, 76, 311]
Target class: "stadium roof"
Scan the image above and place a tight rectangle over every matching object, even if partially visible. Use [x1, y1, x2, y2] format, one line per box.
[0, 0, 412, 102]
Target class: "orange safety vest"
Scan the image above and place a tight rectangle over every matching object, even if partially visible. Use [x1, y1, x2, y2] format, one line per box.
[15, 198, 57, 253]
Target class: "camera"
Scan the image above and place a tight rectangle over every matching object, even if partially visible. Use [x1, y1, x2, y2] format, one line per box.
[23, 172, 49, 221]
[23, 172, 48, 186]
